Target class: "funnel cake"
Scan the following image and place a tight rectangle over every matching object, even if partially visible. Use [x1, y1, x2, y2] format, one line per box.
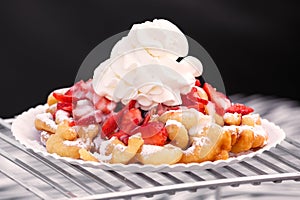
[33, 81, 268, 165]
[27, 19, 271, 166]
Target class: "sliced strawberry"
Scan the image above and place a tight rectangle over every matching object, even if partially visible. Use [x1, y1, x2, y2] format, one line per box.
[119, 108, 143, 134]
[75, 113, 96, 126]
[113, 100, 137, 118]
[94, 110, 104, 123]
[101, 115, 118, 138]
[53, 92, 73, 103]
[143, 128, 168, 146]
[127, 100, 137, 110]
[156, 103, 180, 116]
[101, 101, 141, 138]
[131, 121, 168, 146]
[72, 99, 94, 121]
[94, 97, 114, 114]
[203, 83, 231, 116]
[226, 103, 254, 115]
[181, 87, 208, 113]
[57, 102, 73, 113]
[186, 103, 206, 113]
[195, 79, 201, 87]
[65, 88, 73, 96]
[181, 87, 207, 106]
[142, 113, 151, 125]
[68, 120, 76, 127]
[132, 121, 163, 137]
[70, 79, 94, 101]
[109, 131, 129, 145]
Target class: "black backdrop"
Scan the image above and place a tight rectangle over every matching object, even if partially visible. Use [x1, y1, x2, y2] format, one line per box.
[0, 0, 299, 118]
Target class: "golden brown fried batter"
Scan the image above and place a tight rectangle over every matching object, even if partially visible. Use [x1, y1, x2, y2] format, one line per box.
[242, 114, 261, 126]
[56, 121, 77, 141]
[79, 149, 99, 162]
[46, 133, 81, 159]
[231, 129, 254, 153]
[180, 124, 231, 163]
[34, 113, 57, 134]
[224, 113, 242, 126]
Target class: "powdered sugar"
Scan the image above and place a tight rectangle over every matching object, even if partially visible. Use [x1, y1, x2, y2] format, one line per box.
[252, 125, 268, 137]
[223, 124, 267, 137]
[166, 119, 183, 128]
[92, 152, 112, 162]
[139, 145, 163, 157]
[82, 124, 97, 132]
[63, 138, 87, 148]
[188, 114, 212, 136]
[114, 144, 126, 152]
[40, 131, 50, 146]
[96, 137, 117, 162]
[36, 113, 58, 130]
[55, 110, 71, 124]
[183, 144, 196, 155]
[193, 136, 210, 147]
[243, 113, 260, 122]
[223, 112, 241, 120]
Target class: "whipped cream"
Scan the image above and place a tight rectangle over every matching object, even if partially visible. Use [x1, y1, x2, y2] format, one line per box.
[110, 19, 189, 58]
[93, 19, 203, 110]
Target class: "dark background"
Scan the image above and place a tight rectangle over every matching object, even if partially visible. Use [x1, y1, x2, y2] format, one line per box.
[0, 1, 299, 118]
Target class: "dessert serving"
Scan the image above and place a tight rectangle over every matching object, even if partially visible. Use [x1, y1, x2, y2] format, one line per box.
[12, 19, 285, 171]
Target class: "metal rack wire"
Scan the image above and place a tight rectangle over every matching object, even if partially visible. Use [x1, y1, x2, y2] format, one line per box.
[1, 95, 300, 200]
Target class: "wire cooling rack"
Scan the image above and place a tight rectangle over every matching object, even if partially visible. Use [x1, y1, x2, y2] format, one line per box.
[0, 94, 300, 200]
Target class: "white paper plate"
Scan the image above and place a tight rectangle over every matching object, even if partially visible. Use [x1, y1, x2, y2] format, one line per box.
[11, 104, 286, 172]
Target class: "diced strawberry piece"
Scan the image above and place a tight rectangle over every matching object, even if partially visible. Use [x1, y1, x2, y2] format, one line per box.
[57, 102, 73, 113]
[68, 120, 76, 127]
[109, 131, 129, 145]
[94, 97, 115, 114]
[181, 87, 208, 113]
[69, 80, 85, 97]
[132, 121, 163, 137]
[101, 115, 118, 138]
[53, 92, 73, 103]
[119, 108, 143, 134]
[187, 102, 206, 113]
[72, 99, 94, 119]
[101, 102, 140, 138]
[156, 103, 165, 116]
[143, 128, 168, 146]
[195, 79, 201, 87]
[127, 100, 137, 110]
[65, 88, 73, 96]
[182, 89, 208, 106]
[131, 121, 168, 146]
[73, 100, 97, 126]
[225, 103, 254, 115]
[112, 100, 137, 119]
[75, 113, 96, 126]
[203, 83, 231, 116]
[156, 103, 180, 116]
[94, 110, 104, 123]
[70, 79, 94, 101]
[142, 113, 151, 125]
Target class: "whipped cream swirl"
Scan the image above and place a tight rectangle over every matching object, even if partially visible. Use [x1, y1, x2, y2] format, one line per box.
[93, 19, 203, 110]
